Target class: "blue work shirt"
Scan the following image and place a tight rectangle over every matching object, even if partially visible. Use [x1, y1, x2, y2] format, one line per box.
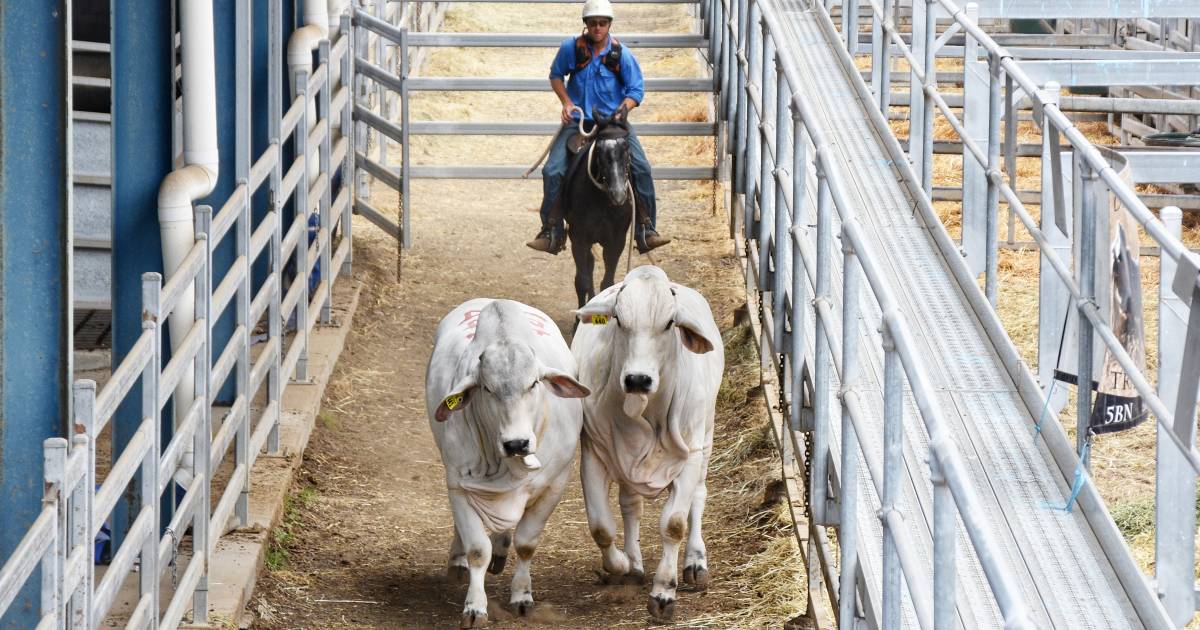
[548, 34, 645, 122]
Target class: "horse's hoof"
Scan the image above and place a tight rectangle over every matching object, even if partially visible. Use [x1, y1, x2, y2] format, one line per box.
[460, 608, 488, 629]
[447, 565, 469, 584]
[647, 594, 676, 620]
[683, 565, 709, 590]
[488, 554, 507, 575]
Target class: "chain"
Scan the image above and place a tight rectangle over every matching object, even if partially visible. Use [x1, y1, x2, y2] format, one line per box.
[165, 526, 180, 588]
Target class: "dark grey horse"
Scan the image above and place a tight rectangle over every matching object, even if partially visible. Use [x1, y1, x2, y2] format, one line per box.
[562, 109, 635, 308]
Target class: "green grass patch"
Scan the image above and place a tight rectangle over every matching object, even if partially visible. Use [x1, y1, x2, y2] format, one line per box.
[265, 484, 317, 571]
[318, 410, 338, 430]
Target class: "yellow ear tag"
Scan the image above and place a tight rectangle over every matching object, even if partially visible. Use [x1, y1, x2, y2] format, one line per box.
[590, 314, 610, 325]
[443, 393, 464, 411]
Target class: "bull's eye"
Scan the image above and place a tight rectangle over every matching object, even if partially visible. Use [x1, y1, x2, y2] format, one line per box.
[665, 318, 675, 331]
[482, 385, 492, 394]
[529, 381, 537, 391]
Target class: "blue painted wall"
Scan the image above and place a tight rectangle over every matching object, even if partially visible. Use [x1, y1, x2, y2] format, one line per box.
[0, 3, 69, 627]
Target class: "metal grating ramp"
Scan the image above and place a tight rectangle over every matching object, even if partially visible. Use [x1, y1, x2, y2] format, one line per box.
[773, 2, 1145, 626]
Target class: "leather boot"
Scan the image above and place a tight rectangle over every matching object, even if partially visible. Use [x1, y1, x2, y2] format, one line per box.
[636, 223, 671, 254]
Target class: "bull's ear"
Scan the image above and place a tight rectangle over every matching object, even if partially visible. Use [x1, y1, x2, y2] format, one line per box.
[573, 302, 616, 326]
[540, 368, 591, 398]
[435, 374, 477, 422]
[677, 324, 714, 354]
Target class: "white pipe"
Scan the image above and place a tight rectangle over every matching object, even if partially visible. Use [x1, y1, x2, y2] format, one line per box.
[158, 0, 220, 489]
[288, 0, 328, 187]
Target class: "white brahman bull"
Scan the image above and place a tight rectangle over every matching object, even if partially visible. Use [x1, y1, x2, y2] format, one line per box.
[571, 265, 724, 620]
[426, 298, 590, 628]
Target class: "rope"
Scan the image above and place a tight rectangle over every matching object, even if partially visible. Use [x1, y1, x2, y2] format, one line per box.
[1032, 380, 1056, 436]
[523, 106, 594, 179]
[1056, 440, 1091, 514]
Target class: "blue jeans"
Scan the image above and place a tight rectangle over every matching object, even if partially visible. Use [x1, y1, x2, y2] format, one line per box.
[539, 124, 658, 228]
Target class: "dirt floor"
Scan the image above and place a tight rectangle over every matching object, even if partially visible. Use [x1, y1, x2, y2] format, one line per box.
[249, 4, 805, 629]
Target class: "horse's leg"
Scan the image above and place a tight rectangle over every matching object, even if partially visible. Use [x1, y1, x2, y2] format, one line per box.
[599, 229, 624, 291]
[572, 236, 595, 308]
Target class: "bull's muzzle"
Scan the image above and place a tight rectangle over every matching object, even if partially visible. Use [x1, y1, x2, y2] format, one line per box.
[502, 438, 531, 457]
[623, 373, 653, 393]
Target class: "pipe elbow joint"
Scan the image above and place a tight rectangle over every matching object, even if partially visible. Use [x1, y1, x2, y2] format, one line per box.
[287, 24, 327, 70]
[158, 164, 219, 225]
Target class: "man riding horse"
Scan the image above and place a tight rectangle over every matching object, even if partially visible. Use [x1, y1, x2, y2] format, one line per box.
[526, 0, 671, 255]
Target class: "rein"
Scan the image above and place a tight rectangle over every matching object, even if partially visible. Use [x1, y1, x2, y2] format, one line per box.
[582, 129, 653, 272]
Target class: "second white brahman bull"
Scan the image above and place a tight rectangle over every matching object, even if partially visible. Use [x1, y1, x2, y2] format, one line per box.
[426, 298, 590, 628]
[571, 265, 724, 620]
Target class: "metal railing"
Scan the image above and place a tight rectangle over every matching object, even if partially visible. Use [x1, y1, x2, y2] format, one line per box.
[0, 3, 355, 627]
[720, 0, 1042, 624]
[718, 0, 1200, 623]
[855, 0, 1200, 622]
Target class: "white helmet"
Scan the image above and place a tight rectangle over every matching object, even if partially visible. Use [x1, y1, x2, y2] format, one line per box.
[582, 0, 614, 20]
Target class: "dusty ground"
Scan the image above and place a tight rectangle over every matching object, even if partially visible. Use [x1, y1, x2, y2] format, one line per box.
[249, 3, 805, 629]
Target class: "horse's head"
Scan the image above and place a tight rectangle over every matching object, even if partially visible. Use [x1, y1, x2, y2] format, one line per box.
[588, 107, 633, 206]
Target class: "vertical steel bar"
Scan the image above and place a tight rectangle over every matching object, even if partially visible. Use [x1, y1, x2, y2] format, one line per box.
[812, 161, 833, 526]
[733, 0, 748, 198]
[1004, 73, 1016, 245]
[921, 0, 935, 196]
[790, 107, 809, 433]
[375, 0, 388, 168]
[838, 225, 862, 629]
[844, 0, 859, 53]
[1077, 163, 1097, 459]
[355, 7, 370, 198]
[318, 40, 334, 323]
[879, 0, 893, 114]
[742, 0, 761, 241]
[1155, 206, 1196, 625]
[235, 0, 253, 529]
[773, 63, 790, 352]
[931, 453, 957, 630]
[42, 438, 66, 624]
[192, 205, 213, 624]
[870, 0, 882, 100]
[139, 273, 162, 629]
[908, 0, 926, 180]
[267, 0, 283, 454]
[757, 31, 776, 290]
[295, 70, 311, 382]
[341, 13, 355, 278]
[881, 327, 902, 629]
[401, 28, 412, 249]
[70, 381, 96, 630]
[985, 52, 1001, 306]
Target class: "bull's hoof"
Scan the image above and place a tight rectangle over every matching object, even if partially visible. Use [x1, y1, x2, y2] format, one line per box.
[682, 565, 709, 590]
[647, 594, 676, 620]
[460, 608, 488, 629]
[511, 596, 535, 617]
[595, 568, 644, 585]
[447, 565, 469, 584]
[488, 554, 507, 575]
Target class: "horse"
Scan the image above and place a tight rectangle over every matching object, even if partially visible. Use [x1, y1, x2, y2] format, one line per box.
[561, 108, 638, 309]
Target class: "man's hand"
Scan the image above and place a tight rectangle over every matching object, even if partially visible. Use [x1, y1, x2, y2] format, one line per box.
[561, 101, 577, 125]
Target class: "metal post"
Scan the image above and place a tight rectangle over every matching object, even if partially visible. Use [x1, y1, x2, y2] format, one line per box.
[355, 6, 371, 198]
[139, 274, 162, 628]
[192, 205, 213, 624]
[341, 13, 356, 278]
[790, 106, 809, 433]
[880, 0, 893, 114]
[839, 228, 862, 630]
[742, 0, 761, 241]
[812, 160, 833, 526]
[881, 326, 902, 629]
[1004, 73, 1016, 245]
[1155, 206, 1196, 625]
[1077, 163, 1098, 459]
[870, 0, 883, 100]
[235, 0, 253, 529]
[732, 0, 749, 200]
[985, 52, 1001, 305]
[42, 438, 66, 624]
[375, 0, 388, 168]
[908, 0, 926, 182]
[295, 70, 312, 382]
[844, 0, 859, 54]
[921, 0, 936, 196]
[71, 381, 97, 630]
[319, 40, 334, 323]
[757, 31, 776, 290]
[960, 3, 986, 277]
[1037, 83, 1068, 413]
[267, 0, 283, 454]
[401, 28, 412, 249]
[931, 453, 957, 630]
[772, 64, 790, 352]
